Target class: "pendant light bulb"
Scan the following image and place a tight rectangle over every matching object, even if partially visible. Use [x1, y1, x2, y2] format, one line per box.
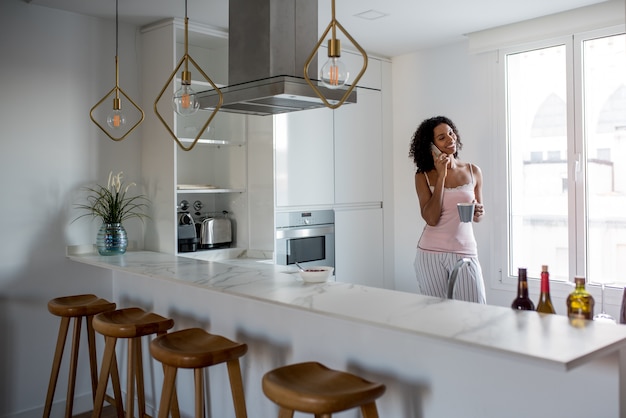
[173, 70, 199, 116]
[106, 97, 126, 129]
[320, 39, 349, 89]
[320, 57, 349, 89]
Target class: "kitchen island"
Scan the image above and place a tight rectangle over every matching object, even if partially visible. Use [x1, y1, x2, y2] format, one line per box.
[69, 250, 626, 417]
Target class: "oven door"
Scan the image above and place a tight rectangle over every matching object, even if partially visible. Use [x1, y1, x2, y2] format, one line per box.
[275, 224, 335, 268]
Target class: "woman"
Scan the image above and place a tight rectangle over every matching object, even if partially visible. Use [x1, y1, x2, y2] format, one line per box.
[408, 116, 486, 303]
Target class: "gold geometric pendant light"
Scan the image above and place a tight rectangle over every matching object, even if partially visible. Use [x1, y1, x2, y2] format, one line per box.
[90, 0, 144, 141]
[304, 0, 368, 110]
[154, 0, 223, 152]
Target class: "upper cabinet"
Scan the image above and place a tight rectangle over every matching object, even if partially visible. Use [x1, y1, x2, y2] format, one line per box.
[334, 86, 383, 205]
[275, 56, 383, 208]
[274, 106, 335, 208]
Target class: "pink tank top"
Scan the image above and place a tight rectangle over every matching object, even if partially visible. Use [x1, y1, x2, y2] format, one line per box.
[418, 166, 477, 256]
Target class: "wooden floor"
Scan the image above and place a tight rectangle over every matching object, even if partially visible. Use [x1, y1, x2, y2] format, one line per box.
[74, 405, 117, 418]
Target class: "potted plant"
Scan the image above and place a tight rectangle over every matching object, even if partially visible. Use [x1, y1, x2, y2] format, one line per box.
[74, 171, 149, 255]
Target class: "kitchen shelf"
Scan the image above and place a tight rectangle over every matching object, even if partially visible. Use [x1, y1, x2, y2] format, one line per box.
[178, 137, 245, 146]
[176, 187, 246, 194]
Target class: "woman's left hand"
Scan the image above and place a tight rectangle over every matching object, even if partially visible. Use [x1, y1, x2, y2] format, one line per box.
[473, 201, 485, 222]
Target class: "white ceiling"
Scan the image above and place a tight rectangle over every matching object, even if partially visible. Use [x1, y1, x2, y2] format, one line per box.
[26, 0, 611, 57]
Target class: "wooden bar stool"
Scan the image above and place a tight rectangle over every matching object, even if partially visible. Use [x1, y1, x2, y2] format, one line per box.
[149, 327, 248, 418]
[44, 294, 120, 418]
[91, 307, 176, 418]
[262, 362, 386, 418]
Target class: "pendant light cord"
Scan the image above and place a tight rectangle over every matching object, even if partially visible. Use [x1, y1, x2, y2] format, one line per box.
[183, 0, 189, 72]
[115, 0, 119, 58]
[331, 0, 336, 40]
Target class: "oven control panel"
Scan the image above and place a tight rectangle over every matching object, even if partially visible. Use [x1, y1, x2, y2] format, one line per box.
[275, 209, 335, 228]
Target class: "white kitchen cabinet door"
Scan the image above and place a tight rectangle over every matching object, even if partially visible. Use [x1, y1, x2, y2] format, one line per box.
[334, 87, 383, 204]
[274, 106, 334, 207]
[334, 206, 384, 288]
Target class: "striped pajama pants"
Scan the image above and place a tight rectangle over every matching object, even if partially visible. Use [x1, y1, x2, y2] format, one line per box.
[414, 248, 486, 304]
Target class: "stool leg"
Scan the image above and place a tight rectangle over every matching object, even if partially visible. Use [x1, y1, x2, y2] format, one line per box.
[226, 359, 248, 418]
[277, 408, 294, 418]
[109, 350, 125, 418]
[159, 362, 181, 418]
[65, 316, 83, 418]
[134, 338, 148, 418]
[43, 316, 71, 418]
[156, 330, 181, 418]
[194, 368, 204, 418]
[93, 336, 117, 418]
[125, 338, 137, 418]
[157, 365, 178, 418]
[85, 315, 99, 399]
[360, 402, 380, 418]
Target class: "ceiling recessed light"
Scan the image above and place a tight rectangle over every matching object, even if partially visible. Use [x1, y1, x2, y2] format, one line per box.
[354, 9, 388, 20]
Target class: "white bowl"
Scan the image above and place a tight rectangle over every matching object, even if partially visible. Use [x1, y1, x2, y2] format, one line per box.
[298, 266, 334, 283]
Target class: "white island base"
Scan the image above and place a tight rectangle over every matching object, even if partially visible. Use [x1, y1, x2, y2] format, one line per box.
[69, 251, 626, 417]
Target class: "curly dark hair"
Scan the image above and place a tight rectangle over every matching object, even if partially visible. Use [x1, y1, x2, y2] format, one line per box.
[408, 116, 463, 173]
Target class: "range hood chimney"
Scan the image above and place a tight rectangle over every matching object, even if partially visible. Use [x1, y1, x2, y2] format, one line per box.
[197, 0, 356, 116]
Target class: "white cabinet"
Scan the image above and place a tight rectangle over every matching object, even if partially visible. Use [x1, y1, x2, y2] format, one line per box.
[334, 87, 383, 204]
[275, 56, 387, 287]
[140, 19, 248, 254]
[274, 106, 334, 208]
[334, 206, 384, 288]
[332, 58, 385, 287]
[275, 58, 383, 208]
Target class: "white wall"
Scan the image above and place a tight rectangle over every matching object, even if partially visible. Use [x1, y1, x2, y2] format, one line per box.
[391, 41, 497, 298]
[0, 2, 141, 417]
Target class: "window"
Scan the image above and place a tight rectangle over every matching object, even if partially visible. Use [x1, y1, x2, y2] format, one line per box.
[503, 28, 626, 285]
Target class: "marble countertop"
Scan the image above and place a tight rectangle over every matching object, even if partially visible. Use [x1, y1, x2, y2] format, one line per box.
[68, 250, 626, 371]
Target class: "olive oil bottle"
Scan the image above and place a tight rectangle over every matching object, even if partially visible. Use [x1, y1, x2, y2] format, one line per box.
[567, 276, 594, 320]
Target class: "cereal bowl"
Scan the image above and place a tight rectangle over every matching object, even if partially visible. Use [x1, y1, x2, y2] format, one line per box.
[298, 266, 334, 283]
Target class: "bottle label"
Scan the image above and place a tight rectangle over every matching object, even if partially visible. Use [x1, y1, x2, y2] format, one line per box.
[568, 311, 592, 320]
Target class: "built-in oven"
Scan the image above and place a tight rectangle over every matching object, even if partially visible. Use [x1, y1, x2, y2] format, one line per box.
[275, 209, 335, 270]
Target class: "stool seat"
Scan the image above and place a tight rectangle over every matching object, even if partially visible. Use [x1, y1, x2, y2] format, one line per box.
[150, 328, 248, 418]
[150, 327, 248, 369]
[262, 362, 386, 417]
[93, 307, 174, 338]
[44, 294, 118, 418]
[92, 307, 176, 418]
[48, 294, 116, 317]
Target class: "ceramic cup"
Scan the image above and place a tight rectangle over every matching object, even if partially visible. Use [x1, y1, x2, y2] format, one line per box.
[457, 203, 475, 223]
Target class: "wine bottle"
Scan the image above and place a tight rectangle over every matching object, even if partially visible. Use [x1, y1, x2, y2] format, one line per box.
[567, 276, 594, 320]
[536, 265, 556, 314]
[511, 268, 535, 310]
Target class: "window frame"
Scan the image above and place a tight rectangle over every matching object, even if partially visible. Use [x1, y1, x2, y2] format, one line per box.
[494, 25, 625, 285]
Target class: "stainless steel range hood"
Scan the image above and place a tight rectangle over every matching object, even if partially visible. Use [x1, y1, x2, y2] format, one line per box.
[196, 0, 356, 116]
